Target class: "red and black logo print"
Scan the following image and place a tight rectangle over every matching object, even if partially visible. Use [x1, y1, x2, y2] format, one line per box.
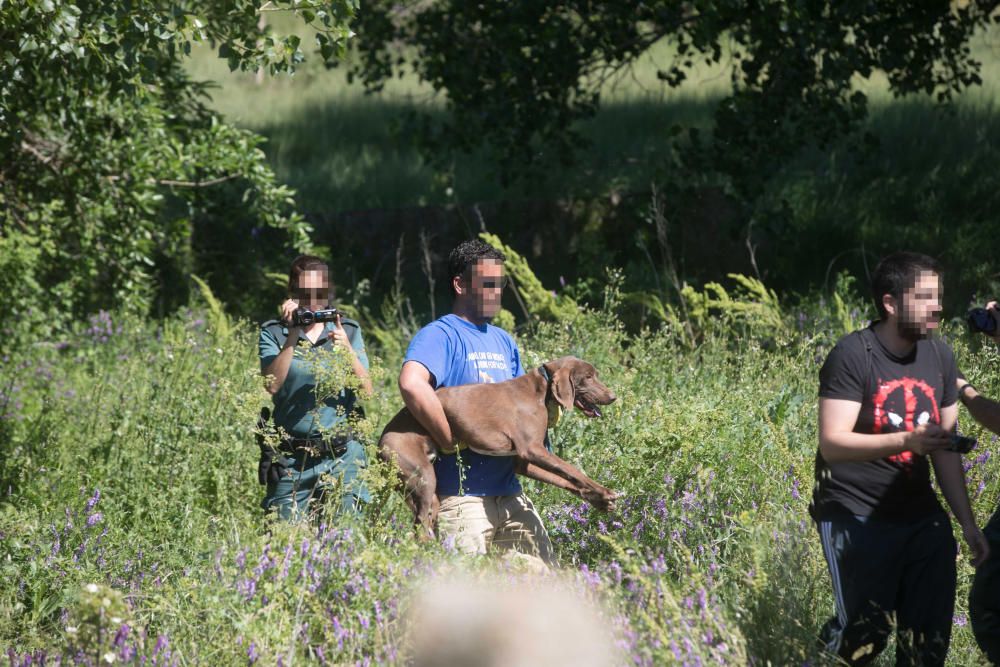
[871, 377, 939, 466]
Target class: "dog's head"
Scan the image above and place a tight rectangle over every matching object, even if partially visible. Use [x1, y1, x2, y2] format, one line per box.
[542, 356, 616, 418]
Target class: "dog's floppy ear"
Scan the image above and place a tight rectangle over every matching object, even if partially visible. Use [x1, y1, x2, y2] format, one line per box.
[548, 363, 575, 411]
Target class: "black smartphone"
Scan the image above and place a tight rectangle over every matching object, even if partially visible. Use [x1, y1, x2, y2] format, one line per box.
[947, 434, 977, 454]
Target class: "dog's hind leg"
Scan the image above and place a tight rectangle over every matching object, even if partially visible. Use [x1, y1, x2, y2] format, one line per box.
[404, 458, 438, 540]
[382, 433, 439, 539]
[378, 412, 441, 539]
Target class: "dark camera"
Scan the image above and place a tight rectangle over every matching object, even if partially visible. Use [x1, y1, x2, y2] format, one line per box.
[947, 433, 977, 454]
[290, 307, 339, 327]
[967, 307, 998, 335]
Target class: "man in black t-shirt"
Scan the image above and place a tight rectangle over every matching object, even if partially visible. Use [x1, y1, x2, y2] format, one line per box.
[813, 252, 989, 666]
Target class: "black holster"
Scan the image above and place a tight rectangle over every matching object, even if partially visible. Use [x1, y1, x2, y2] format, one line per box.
[256, 407, 290, 486]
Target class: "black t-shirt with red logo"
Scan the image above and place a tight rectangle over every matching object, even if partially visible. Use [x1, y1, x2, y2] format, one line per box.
[812, 324, 958, 520]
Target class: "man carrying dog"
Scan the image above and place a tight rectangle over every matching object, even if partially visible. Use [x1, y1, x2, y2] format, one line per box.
[397, 239, 556, 567]
[812, 252, 989, 665]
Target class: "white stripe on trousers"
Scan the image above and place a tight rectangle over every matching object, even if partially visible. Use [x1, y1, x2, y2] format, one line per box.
[820, 521, 849, 628]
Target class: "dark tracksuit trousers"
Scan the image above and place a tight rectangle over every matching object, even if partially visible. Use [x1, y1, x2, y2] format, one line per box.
[816, 512, 957, 666]
[971, 508, 1000, 664]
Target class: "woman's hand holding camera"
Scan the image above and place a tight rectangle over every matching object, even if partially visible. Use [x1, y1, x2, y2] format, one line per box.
[279, 299, 303, 346]
[328, 313, 353, 352]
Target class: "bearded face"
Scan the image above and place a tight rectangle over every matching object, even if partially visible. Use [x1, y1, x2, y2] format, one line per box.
[893, 270, 942, 343]
[897, 314, 928, 342]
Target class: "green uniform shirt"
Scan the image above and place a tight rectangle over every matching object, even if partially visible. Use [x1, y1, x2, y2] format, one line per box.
[259, 318, 369, 439]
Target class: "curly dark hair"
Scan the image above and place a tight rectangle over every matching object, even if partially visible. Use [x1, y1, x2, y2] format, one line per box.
[871, 251, 941, 319]
[447, 239, 506, 281]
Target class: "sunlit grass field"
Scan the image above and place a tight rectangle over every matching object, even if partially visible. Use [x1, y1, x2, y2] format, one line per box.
[185, 48, 724, 210]
[180, 24, 1000, 308]
[182, 24, 1000, 214]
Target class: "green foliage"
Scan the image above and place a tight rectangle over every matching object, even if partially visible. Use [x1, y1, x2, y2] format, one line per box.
[0, 231, 43, 319]
[679, 273, 787, 341]
[830, 272, 873, 339]
[757, 98, 1000, 304]
[479, 231, 579, 324]
[175, 30, 1000, 323]
[0, 1, 358, 333]
[190, 274, 232, 339]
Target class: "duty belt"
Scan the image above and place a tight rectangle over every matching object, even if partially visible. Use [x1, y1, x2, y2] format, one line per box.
[280, 434, 351, 458]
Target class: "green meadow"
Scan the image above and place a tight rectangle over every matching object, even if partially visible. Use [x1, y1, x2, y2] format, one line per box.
[182, 25, 1000, 209]
[3, 269, 1000, 664]
[183, 32, 731, 211]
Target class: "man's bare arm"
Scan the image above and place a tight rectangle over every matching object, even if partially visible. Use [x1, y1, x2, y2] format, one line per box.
[818, 397, 950, 463]
[932, 404, 990, 566]
[957, 377, 1000, 434]
[398, 361, 453, 450]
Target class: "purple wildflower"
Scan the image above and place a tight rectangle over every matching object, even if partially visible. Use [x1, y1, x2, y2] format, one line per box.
[85, 489, 101, 512]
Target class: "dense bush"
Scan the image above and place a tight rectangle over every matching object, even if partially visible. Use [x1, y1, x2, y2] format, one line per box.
[0, 1, 357, 339]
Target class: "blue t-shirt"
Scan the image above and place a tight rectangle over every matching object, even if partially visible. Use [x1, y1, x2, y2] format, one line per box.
[404, 314, 523, 496]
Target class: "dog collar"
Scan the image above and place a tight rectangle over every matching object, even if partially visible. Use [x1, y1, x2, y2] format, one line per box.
[538, 364, 554, 400]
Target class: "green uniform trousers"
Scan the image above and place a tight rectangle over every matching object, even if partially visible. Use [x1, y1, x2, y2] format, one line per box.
[261, 438, 371, 522]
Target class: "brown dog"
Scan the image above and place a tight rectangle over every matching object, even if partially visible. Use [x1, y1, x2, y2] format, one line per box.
[378, 356, 618, 537]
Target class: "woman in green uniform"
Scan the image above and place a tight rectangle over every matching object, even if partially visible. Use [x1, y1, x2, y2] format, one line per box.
[258, 255, 372, 521]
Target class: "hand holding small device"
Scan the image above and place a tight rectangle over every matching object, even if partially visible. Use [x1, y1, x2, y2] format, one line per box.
[947, 433, 977, 454]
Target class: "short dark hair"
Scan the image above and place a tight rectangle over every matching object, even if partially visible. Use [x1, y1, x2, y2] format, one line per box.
[287, 254, 334, 301]
[871, 251, 942, 319]
[447, 239, 506, 281]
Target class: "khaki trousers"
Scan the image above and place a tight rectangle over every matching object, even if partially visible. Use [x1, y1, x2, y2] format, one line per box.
[437, 493, 556, 568]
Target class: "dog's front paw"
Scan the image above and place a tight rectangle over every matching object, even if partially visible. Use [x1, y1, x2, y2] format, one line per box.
[603, 490, 619, 513]
[583, 487, 617, 512]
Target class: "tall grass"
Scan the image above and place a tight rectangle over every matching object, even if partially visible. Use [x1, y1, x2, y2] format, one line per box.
[3, 276, 999, 664]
